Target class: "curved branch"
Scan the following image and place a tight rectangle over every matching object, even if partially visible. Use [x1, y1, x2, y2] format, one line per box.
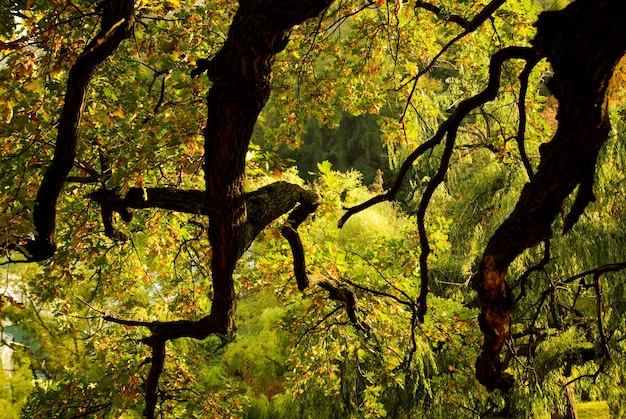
[561, 262, 626, 285]
[340, 46, 540, 229]
[17, 0, 135, 261]
[592, 273, 610, 359]
[309, 273, 361, 327]
[513, 240, 551, 303]
[413, 1, 470, 29]
[338, 137, 437, 227]
[342, 47, 541, 325]
[280, 196, 321, 291]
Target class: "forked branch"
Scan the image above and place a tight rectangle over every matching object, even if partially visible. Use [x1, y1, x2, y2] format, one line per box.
[99, 180, 364, 416]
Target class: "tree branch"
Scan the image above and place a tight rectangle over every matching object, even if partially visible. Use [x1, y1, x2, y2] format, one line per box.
[592, 273, 610, 359]
[15, 0, 135, 261]
[89, 181, 320, 246]
[515, 56, 542, 179]
[339, 46, 540, 229]
[413, 1, 471, 29]
[143, 342, 164, 419]
[513, 240, 551, 303]
[561, 262, 626, 285]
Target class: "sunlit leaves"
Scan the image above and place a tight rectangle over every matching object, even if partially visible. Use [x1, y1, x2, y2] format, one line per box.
[2, 0, 626, 417]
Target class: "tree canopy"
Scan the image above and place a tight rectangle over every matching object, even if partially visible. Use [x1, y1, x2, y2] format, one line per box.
[1, 0, 626, 417]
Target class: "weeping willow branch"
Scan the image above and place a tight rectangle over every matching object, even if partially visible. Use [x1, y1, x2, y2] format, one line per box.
[592, 273, 610, 359]
[561, 262, 626, 285]
[513, 240, 551, 303]
[340, 46, 540, 229]
[342, 46, 541, 324]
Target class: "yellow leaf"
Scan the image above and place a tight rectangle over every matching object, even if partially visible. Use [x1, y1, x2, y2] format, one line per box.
[112, 108, 125, 119]
[3, 101, 13, 123]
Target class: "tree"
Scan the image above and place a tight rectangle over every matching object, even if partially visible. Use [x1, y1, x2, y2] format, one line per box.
[1, 0, 626, 417]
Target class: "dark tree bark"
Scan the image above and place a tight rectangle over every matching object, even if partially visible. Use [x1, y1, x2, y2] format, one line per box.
[118, 2, 353, 416]
[89, 181, 320, 246]
[22, 0, 135, 261]
[201, 0, 334, 336]
[474, 0, 626, 391]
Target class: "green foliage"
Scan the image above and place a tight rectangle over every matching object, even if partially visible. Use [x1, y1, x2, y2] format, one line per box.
[578, 401, 611, 419]
[0, 362, 32, 418]
[1, 0, 626, 417]
[235, 167, 496, 418]
[222, 294, 290, 397]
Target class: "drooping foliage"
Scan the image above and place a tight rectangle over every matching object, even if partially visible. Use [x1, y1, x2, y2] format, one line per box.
[1, 0, 626, 417]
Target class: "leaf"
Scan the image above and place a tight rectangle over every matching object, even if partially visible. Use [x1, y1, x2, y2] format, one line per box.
[317, 160, 333, 174]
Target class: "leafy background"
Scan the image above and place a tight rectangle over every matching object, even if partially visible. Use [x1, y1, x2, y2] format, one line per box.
[1, 0, 625, 417]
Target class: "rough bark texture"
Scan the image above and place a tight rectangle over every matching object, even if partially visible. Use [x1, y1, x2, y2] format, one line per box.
[23, 0, 135, 261]
[135, 2, 335, 416]
[201, 0, 333, 337]
[82, 2, 366, 415]
[90, 181, 320, 247]
[474, 0, 626, 391]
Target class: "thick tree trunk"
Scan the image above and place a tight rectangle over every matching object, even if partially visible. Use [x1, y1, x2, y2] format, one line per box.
[201, 0, 334, 333]
[134, 2, 335, 417]
[474, 0, 626, 391]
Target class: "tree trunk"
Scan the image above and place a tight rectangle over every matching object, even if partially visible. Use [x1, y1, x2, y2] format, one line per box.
[474, 0, 626, 391]
[202, 0, 334, 331]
